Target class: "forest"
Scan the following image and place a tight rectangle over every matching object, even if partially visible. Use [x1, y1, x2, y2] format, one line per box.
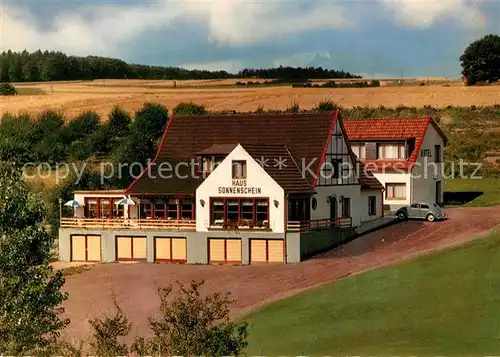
[0, 50, 360, 82]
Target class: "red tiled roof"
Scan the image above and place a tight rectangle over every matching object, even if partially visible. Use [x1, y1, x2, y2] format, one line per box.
[343, 117, 447, 172]
[244, 144, 315, 194]
[196, 144, 238, 156]
[127, 112, 339, 195]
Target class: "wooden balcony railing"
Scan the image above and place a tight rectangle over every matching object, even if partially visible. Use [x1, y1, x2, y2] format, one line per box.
[60, 218, 196, 231]
[286, 217, 352, 232]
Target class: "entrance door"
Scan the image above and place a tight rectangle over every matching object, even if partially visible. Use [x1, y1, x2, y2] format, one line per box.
[330, 197, 337, 223]
[436, 181, 442, 204]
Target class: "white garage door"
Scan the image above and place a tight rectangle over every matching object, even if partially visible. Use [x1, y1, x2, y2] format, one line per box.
[71, 235, 101, 262]
[116, 236, 147, 261]
[209, 238, 242, 264]
[250, 239, 284, 264]
[155, 237, 187, 263]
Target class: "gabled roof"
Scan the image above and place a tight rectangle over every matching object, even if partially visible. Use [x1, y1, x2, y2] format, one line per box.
[343, 117, 447, 172]
[127, 112, 339, 195]
[344, 117, 447, 143]
[243, 144, 315, 194]
[357, 161, 385, 190]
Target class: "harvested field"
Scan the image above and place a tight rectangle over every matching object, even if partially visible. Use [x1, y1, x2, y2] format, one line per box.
[3, 79, 499, 119]
[58, 206, 500, 343]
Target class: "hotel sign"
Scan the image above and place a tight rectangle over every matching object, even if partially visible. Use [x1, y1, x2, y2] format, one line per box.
[218, 179, 262, 195]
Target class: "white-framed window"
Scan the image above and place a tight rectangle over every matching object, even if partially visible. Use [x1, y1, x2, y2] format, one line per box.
[385, 183, 406, 200]
[351, 144, 366, 159]
[377, 143, 406, 159]
[232, 160, 247, 179]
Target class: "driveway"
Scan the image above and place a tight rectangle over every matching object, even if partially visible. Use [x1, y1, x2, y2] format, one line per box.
[60, 206, 500, 342]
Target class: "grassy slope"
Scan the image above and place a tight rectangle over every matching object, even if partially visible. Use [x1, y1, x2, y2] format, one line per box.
[445, 178, 500, 207]
[244, 231, 500, 356]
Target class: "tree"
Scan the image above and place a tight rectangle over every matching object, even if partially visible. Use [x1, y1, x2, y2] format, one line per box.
[132, 280, 248, 356]
[0, 112, 38, 162]
[0, 163, 69, 355]
[173, 102, 207, 115]
[112, 103, 169, 185]
[107, 105, 131, 138]
[460, 34, 500, 85]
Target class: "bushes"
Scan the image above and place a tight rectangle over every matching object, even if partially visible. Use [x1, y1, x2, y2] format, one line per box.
[0, 83, 17, 95]
[314, 99, 341, 112]
[80, 281, 248, 356]
[173, 102, 207, 115]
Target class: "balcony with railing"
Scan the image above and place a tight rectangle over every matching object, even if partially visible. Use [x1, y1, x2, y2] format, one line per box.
[60, 218, 196, 231]
[286, 217, 352, 232]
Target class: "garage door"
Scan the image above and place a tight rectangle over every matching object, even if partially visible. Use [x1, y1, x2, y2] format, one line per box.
[71, 235, 101, 262]
[209, 238, 242, 264]
[116, 236, 147, 261]
[154, 237, 187, 263]
[250, 239, 284, 264]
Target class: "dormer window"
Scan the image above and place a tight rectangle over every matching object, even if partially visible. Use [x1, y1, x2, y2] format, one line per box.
[232, 160, 247, 179]
[377, 143, 406, 159]
[201, 156, 224, 174]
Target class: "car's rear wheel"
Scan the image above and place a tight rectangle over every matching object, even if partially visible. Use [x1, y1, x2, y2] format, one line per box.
[426, 213, 436, 222]
[398, 212, 407, 220]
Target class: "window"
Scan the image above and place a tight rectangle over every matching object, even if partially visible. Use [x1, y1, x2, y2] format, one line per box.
[421, 204, 430, 209]
[227, 199, 239, 222]
[342, 198, 351, 217]
[203, 157, 214, 173]
[232, 160, 247, 179]
[211, 199, 225, 225]
[241, 199, 254, 221]
[86, 199, 98, 218]
[331, 159, 342, 179]
[181, 199, 194, 220]
[311, 197, 318, 211]
[167, 199, 178, 219]
[210, 198, 269, 227]
[256, 199, 269, 225]
[377, 143, 406, 159]
[386, 183, 407, 200]
[351, 144, 366, 159]
[100, 199, 112, 218]
[85, 198, 125, 218]
[154, 202, 166, 219]
[368, 196, 377, 216]
[434, 145, 442, 163]
[142, 202, 153, 219]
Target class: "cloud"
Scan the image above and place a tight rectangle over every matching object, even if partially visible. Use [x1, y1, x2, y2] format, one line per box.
[379, 0, 486, 29]
[0, 0, 354, 55]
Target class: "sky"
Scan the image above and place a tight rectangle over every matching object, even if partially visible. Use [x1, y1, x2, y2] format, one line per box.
[1, 0, 499, 77]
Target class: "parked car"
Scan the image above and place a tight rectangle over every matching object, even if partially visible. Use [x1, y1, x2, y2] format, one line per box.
[396, 202, 447, 222]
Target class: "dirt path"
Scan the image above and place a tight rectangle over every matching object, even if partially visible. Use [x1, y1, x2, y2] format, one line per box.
[60, 206, 500, 342]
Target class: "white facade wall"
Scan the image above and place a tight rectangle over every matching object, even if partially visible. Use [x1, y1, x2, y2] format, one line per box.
[412, 125, 445, 204]
[310, 118, 364, 228]
[195, 145, 285, 233]
[360, 189, 383, 222]
[311, 185, 363, 227]
[372, 172, 411, 210]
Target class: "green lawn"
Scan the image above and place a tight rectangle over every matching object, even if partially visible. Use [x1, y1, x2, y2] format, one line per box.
[244, 231, 500, 356]
[445, 178, 500, 207]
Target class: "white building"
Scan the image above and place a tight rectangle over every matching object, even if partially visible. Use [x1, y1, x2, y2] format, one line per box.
[59, 111, 384, 265]
[344, 117, 448, 211]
